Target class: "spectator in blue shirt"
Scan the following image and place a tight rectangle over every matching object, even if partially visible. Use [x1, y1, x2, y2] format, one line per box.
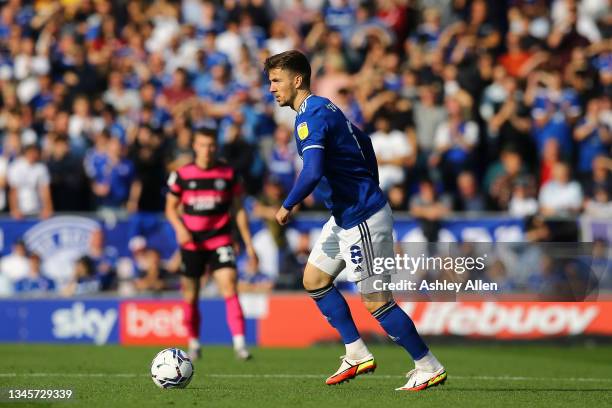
[238, 256, 273, 293]
[266, 125, 297, 194]
[526, 71, 575, 157]
[529, 71, 582, 123]
[30, 74, 53, 111]
[526, 254, 566, 296]
[193, 51, 213, 97]
[84, 130, 111, 183]
[531, 108, 572, 158]
[89, 137, 135, 210]
[409, 8, 442, 53]
[88, 228, 118, 291]
[0, 7, 13, 40]
[62, 256, 101, 297]
[574, 98, 611, 177]
[198, 61, 237, 104]
[133, 248, 167, 293]
[335, 87, 365, 130]
[325, 0, 356, 39]
[430, 96, 479, 192]
[14, 253, 55, 296]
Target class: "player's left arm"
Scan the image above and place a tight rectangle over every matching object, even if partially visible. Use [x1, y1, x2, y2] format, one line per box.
[357, 131, 380, 185]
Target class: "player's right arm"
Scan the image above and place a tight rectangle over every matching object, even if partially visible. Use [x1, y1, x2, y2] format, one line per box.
[276, 109, 327, 225]
[165, 193, 192, 245]
[289, 108, 328, 201]
[282, 148, 324, 210]
[165, 171, 192, 245]
[276, 147, 324, 225]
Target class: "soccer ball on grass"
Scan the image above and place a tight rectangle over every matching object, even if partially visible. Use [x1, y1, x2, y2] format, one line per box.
[150, 348, 194, 389]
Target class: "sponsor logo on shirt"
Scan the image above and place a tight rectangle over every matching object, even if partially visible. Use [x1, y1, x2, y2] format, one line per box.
[297, 122, 309, 140]
[186, 195, 223, 210]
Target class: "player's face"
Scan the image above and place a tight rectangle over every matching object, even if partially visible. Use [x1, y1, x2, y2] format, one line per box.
[193, 135, 217, 164]
[268, 68, 297, 107]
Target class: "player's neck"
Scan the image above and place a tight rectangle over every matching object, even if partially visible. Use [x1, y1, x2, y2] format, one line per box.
[195, 158, 215, 169]
[292, 90, 312, 112]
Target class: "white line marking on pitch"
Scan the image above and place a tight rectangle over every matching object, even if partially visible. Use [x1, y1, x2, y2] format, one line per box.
[0, 373, 611, 383]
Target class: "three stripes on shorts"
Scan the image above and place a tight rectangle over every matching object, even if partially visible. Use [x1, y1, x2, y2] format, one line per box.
[358, 222, 375, 278]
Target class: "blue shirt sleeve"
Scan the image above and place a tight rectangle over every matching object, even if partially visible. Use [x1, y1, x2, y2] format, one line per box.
[282, 147, 324, 210]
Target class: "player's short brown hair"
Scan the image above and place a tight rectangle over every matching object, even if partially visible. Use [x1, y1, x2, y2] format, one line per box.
[194, 127, 217, 141]
[264, 50, 311, 88]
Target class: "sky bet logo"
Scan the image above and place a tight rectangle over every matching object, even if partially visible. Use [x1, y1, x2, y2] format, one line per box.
[119, 301, 188, 345]
[51, 302, 117, 345]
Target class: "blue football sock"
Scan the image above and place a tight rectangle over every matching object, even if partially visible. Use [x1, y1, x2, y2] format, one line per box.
[308, 284, 360, 344]
[373, 301, 429, 361]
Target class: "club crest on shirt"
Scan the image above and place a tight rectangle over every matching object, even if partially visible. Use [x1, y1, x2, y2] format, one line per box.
[297, 122, 309, 140]
[214, 179, 226, 190]
[350, 244, 363, 264]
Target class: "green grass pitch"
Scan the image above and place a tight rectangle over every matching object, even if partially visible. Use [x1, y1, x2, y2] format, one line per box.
[1, 343, 611, 408]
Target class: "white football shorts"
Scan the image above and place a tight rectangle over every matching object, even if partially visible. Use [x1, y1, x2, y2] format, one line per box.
[308, 203, 395, 291]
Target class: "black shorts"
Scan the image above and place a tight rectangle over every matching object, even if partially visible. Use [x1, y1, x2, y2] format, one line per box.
[180, 246, 236, 278]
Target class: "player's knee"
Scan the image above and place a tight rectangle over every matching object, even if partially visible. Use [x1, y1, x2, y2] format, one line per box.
[218, 284, 237, 298]
[362, 294, 393, 314]
[214, 268, 237, 297]
[302, 262, 335, 292]
[302, 274, 333, 292]
[365, 301, 391, 314]
[183, 290, 198, 304]
[302, 276, 318, 291]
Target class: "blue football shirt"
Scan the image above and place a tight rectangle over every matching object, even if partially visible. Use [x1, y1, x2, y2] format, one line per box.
[293, 95, 387, 229]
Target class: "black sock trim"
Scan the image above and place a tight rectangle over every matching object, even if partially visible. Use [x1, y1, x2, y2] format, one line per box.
[371, 301, 397, 319]
[307, 283, 334, 299]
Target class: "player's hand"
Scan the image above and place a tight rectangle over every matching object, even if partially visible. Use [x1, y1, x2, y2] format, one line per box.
[275, 206, 291, 225]
[10, 209, 23, 220]
[245, 244, 259, 267]
[176, 226, 193, 245]
[39, 207, 53, 220]
[93, 183, 110, 197]
[126, 200, 138, 213]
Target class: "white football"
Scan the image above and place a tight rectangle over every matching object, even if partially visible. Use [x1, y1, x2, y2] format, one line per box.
[150, 348, 194, 389]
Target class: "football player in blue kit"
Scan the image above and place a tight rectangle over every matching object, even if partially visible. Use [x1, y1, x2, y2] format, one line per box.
[265, 50, 447, 391]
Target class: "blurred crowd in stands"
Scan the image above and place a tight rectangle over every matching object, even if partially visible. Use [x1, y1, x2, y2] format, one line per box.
[1, 226, 609, 297]
[0, 0, 610, 296]
[0, 229, 280, 297]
